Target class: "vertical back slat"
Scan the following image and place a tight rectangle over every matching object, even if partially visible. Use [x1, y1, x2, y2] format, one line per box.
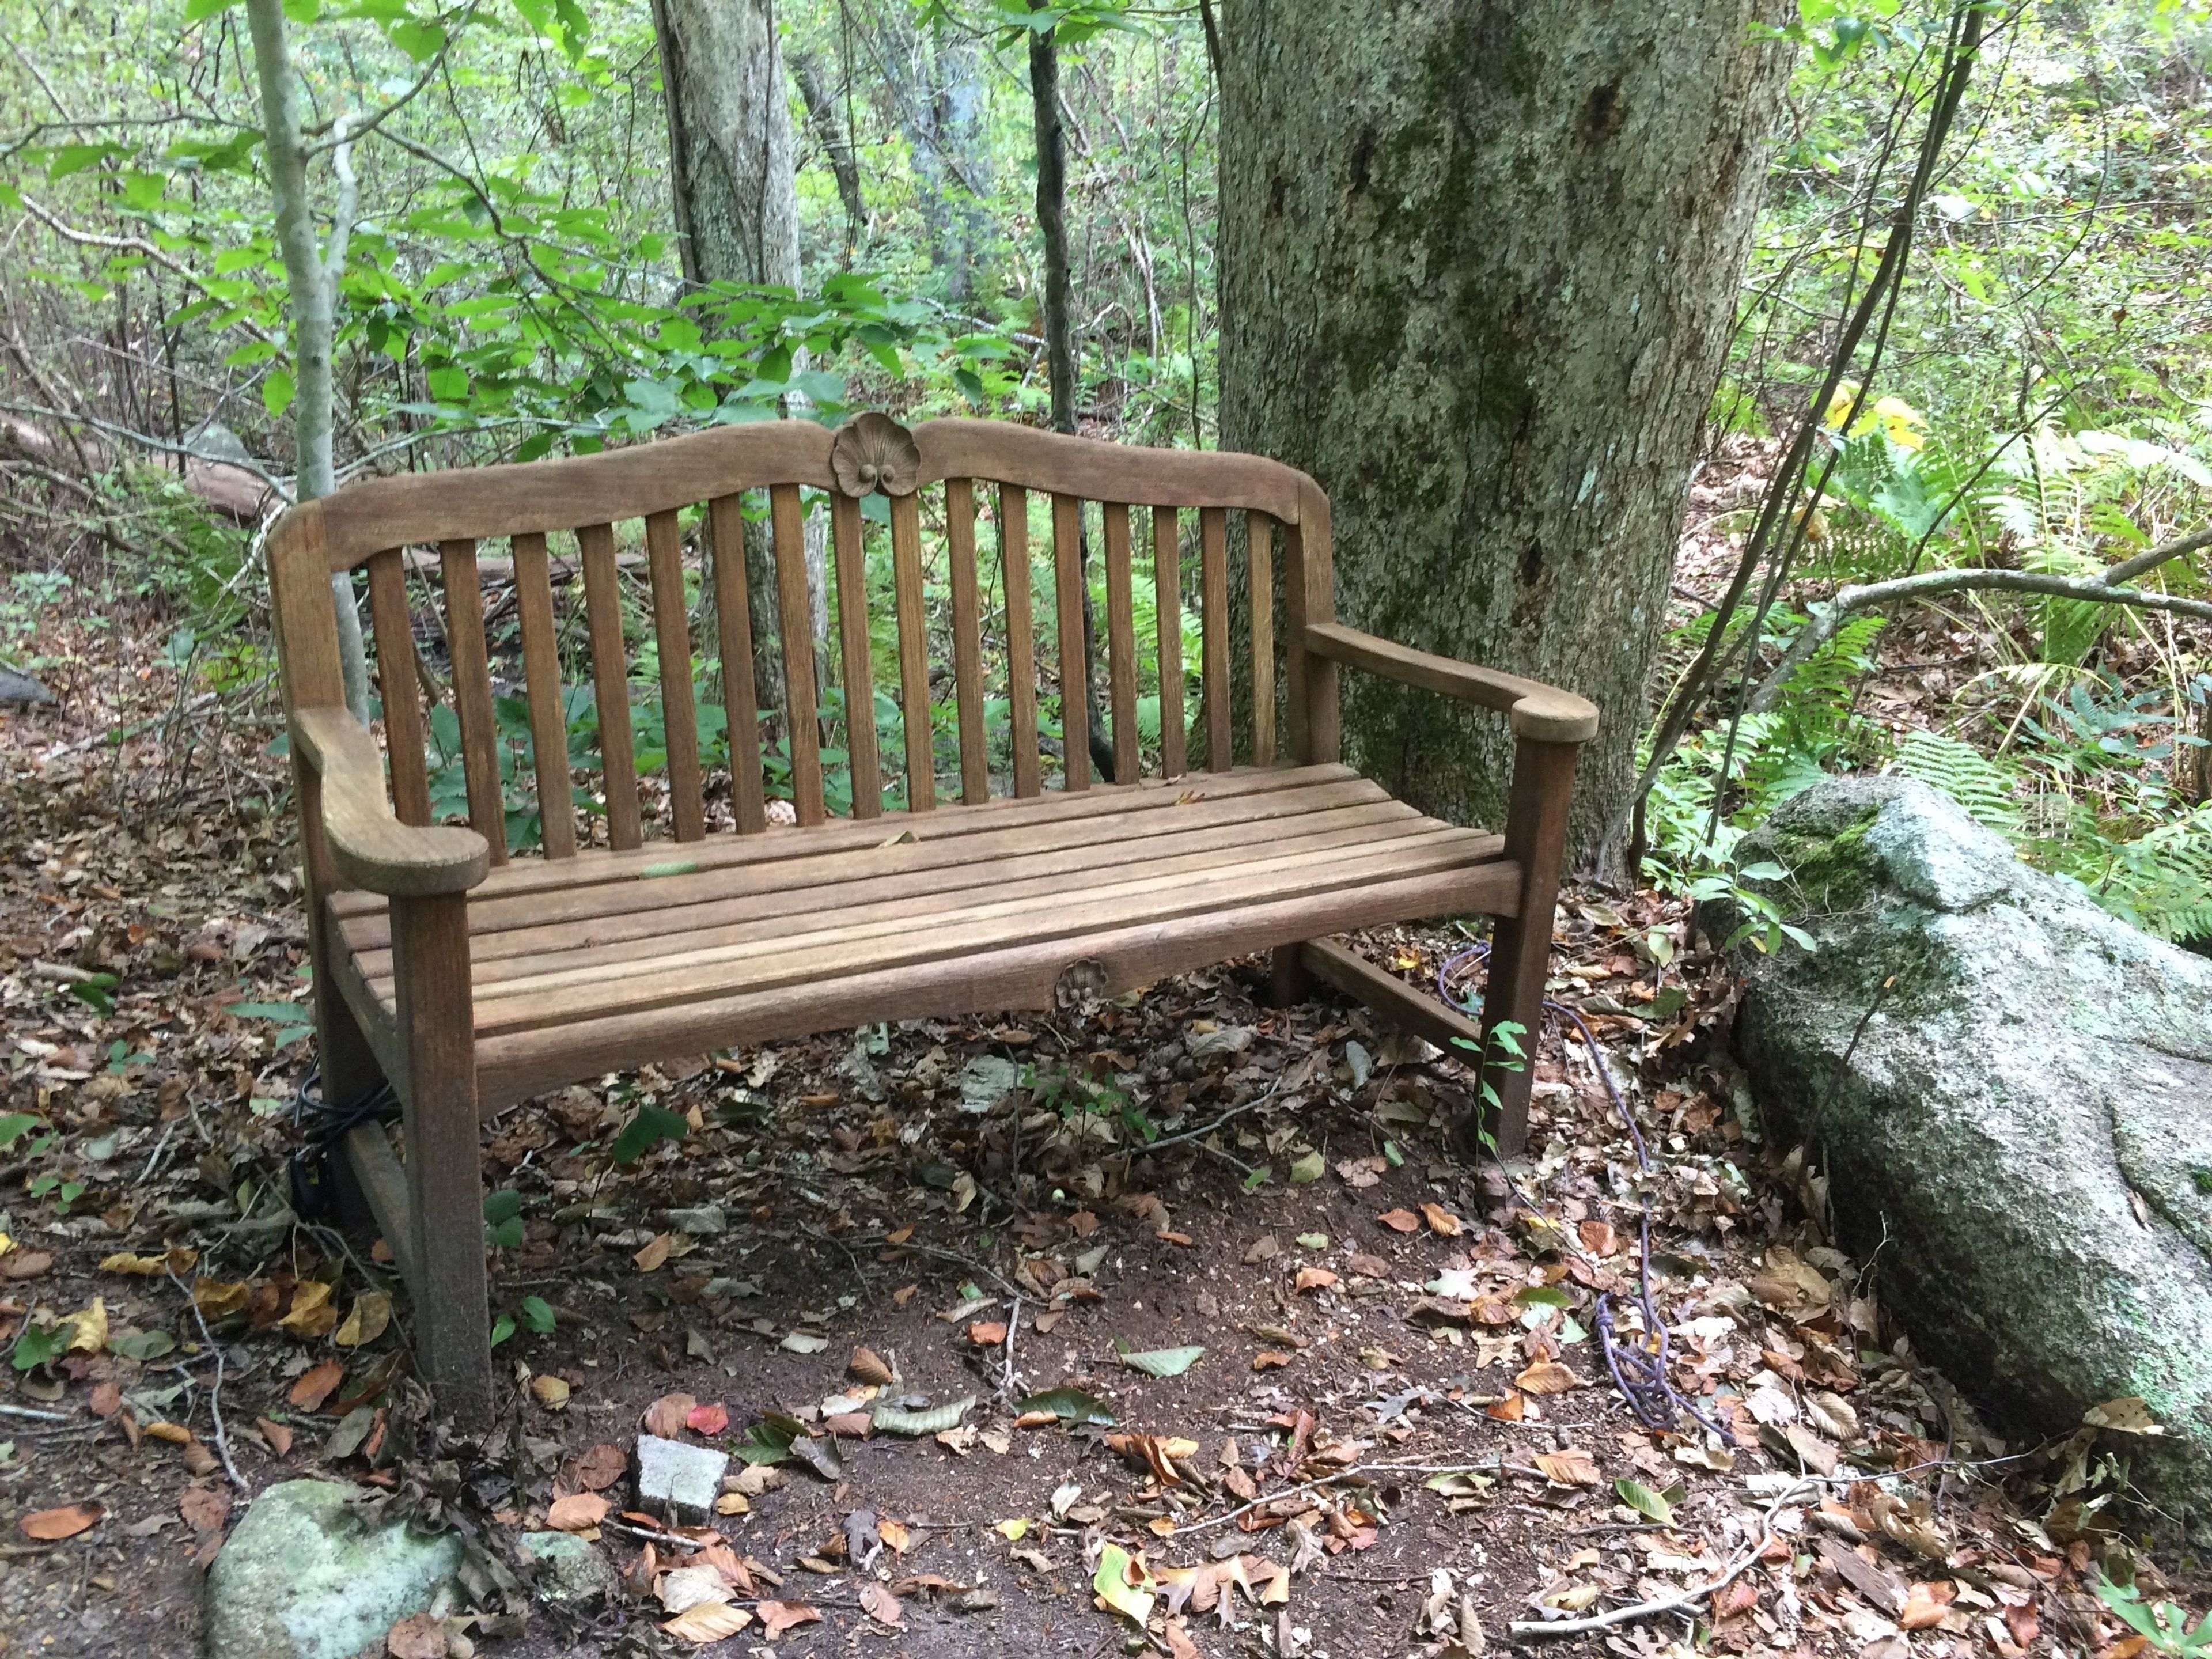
[1153, 506, 1185, 779]
[1248, 510, 1277, 767]
[1199, 506, 1231, 772]
[945, 478, 990, 805]
[769, 483, 824, 828]
[439, 537, 507, 865]
[831, 492, 880, 819]
[646, 509, 704, 842]
[1103, 502, 1139, 786]
[1293, 480, 1341, 764]
[1052, 493, 1089, 791]
[510, 533, 575, 858]
[707, 494, 768, 835]
[889, 490, 935, 812]
[366, 547, 431, 826]
[578, 521, 642, 850]
[1000, 486, 1041, 798]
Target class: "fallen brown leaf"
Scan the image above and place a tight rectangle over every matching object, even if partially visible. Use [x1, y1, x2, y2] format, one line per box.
[642, 1392, 696, 1438]
[574, 1442, 626, 1490]
[849, 1346, 894, 1385]
[661, 1602, 752, 1644]
[1533, 1448, 1602, 1487]
[546, 1493, 610, 1532]
[1376, 1209, 1420, 1233]
[967, 1320, 1007, 1347]
[1419, 1202, 1464, 1237]
[385, 1612, 446, 1659]
[1294, 1267, 1338, 1293]
[256, 1416, 295, 1457]
[757, 1601, 821, 1640]
[1252, 1350, 1292, 1371]
[634, 1233, 672, 1272]
[1515, 1360, 1581, 1395]
[179, 1484, 232, 1532]
[860, 1582, 903, 1627]
[19, 1503, 101, 1540]
[685, 1402, 729, 1435]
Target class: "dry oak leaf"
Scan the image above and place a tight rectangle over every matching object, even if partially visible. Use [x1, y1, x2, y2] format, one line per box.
[642, 1391, 697, 1438]
[757, 1601, 823, 1640]
[19, 1503, 101, 1541]
[1514, 1360, 1581, 1396]
[192, 1278, 251, 1317]
[573, 1443, 626, 1491]
[179, 1483, 233, 1532]
[277, 1279, 338, 1339]
[861, 1582, 904, 1627]
[289, 1359, 345, 1412]
[1577, 1220, 1622, 1257]
[849, 1345, 895, 1385]
[1293, 1267, 1338, 1294]
[1532, 1449, 1603, 1487]
[530, 1375, 571, 1410]
[332, 1291, 392, 1349]
[877, 1518, 912, 1555]
[661, 1602, 753, 1645]
[1252, 1351, 1293, 1372]
[385, 1612, 448, 1659]
[968, 1321, 1008, 1347]
[256, 1417, 295, 1458]
[145, 1420, 193, 1444]
[546, 1493, 611, 1533]
[634, 1233, 672, 1273]
[1899, 1582, 1955, 1632]
[1485, 1391, 1527, 1422]
[0, 1249, 54, 1281]
[1419, 1203, 1464, 1238]
[1376, 1209, 1421, 1234]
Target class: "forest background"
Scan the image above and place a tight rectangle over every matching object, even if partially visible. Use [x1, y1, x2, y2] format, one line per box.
[1, 0, 2210, 946]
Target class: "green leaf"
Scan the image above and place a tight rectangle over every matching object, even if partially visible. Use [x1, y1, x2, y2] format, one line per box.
[871, 1396, 975, 1437]
[611, 1104, 688, 1164]
[483, 1189, 525, 1251]
[182, 0, 244, 22]
[1015, 1387, 1116, 1426]
[1286, 1149, 1325, 1184]
[1514, 1285, 1571, 1309]
[1295, 1232, 1328, 1250]
[1614, 1477, 1676, 1527]
[490, 1315, 516, 1347]
[1116, 1343, 1204, 1378]
[424, 364, 467, 400]
[1240, 1165, 1271, 1191]
[262, 368, 295, 419]
[108, 1328, 175, 1361]
[1092, 1540, 1155, 1626]
[0, 1114, 42, 1153]
[520, 1296, 556, 1334]
[10, 1324, 62, 1372]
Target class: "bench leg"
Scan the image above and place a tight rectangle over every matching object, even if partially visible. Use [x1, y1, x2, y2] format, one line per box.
[1479, 735, 1579, 1158]
[1266, 944, 1310, 1007]
[389, 892, 493, 1429]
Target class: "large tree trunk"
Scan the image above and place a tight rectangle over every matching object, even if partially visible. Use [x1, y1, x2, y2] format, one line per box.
[650, 0, 813, 726]
[1219, 0, 1793, 868]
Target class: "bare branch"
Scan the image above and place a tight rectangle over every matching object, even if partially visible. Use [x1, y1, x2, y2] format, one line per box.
[16, 192, 282, 347]
[0, 399, 294, 501]
[1747, 520, 2212, 713]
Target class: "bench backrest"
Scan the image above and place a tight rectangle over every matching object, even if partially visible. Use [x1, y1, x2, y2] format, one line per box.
[266, 414, 1339, 867]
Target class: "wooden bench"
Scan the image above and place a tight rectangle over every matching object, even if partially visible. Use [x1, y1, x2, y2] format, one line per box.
[266, 414, 1597, 1421]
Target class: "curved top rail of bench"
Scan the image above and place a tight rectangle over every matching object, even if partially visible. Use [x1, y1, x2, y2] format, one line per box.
[270, 415, 1317, 573]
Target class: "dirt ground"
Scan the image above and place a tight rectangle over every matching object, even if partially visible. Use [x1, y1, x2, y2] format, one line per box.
[0, 602, 2190, 1659]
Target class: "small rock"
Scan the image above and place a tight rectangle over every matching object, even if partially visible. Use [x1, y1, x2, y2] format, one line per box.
[1187, 1025, 1256, 1060]
[956, 1054, 1020, 1113]
[664, 1206, 726, 1236]
[0, 669, 55, 707]
[203, 1479, 462, 1659]
[518, 1531, 615, 1602]
[635, 1434, 729, 1522]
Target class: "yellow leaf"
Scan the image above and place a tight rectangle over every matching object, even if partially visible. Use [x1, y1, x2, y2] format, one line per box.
[1092, 1541, 1155, 1626]
[531, 1374, 571, 1409]
[714, 1492, 751, 1516]
[995, 1517, 1030, 1541]
[1514, 1360, 1581, 1396]
[193, 1279, 252, 1319]
[66, 1297, 108, 1354]
[662, 1601, 753, 1644]
[331, 1290, 391, 1349]
[276, 1279, 337, 1338]
[1533, 1448, 1603, 1487]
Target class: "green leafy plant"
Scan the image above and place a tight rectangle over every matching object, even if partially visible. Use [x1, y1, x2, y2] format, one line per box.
[2096, 1574, 2212, 1659]
[611, 1104, 689, 1164]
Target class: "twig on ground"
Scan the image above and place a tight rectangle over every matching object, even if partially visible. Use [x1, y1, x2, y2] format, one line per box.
[166, 1266, 250, 1495]
[0, 1403, 70, 1422]
[1001, 1294, 1023, 1403]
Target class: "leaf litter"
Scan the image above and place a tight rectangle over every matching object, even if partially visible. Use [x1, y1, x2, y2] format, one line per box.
[2, 632, 2205, 1655]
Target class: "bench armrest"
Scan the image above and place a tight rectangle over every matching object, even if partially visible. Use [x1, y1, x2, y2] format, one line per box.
[1301, 622, 1598, 744]
[292, 706, 490, 897]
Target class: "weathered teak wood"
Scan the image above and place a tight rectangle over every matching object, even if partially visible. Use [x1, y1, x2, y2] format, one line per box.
[1153, 506, 1185, 778]
[830, 492, 879, 819]
[1052, 493, 1088, 790]
[945, 478, 990, 805]
[439, 539, 507, 866]
[266, 409, 1597, 1425]
[1247, 512, 1276, 768]
[510, 533, 576, 858]
[577, 521, 642, 850]
[645, 509, 705, 842]
[1000, 486, 1042, 798]
[365, 548, 431, 825]
[771, 483, 824, 828]
[889, 490, 934, 812]
[1103, 502, 1139, 786]
[707, 494, 769, 835]
[1199, 506, 1230, 770]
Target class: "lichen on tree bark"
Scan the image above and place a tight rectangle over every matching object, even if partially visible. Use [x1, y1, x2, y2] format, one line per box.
[1219, 0, 1794, 869]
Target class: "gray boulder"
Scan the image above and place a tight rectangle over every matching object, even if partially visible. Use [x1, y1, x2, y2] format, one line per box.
[1725, 777, 2212, 1534]
[204, 1479, 463, 1659]
[518, 1530, 615, 1601]
[0, 668, 54, 707]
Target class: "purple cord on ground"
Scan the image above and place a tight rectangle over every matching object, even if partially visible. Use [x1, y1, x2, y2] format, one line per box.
[1437, 942, 1734, 1446]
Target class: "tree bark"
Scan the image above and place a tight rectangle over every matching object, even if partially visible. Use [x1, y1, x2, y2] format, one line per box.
[243, 0, 372, 725]
[650, 0, 813, 725]
[1219, 0, 1793, 868]
[791, 48, 865, 261]
[1028, 14, 1113, 782]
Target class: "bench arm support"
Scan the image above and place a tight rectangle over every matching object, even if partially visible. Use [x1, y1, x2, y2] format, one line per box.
[292, 706, 490, 897]
[1300, 622, 1598, 744]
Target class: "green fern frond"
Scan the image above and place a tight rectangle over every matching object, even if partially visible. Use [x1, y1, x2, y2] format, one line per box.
[1891, 730, 2027, 836]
